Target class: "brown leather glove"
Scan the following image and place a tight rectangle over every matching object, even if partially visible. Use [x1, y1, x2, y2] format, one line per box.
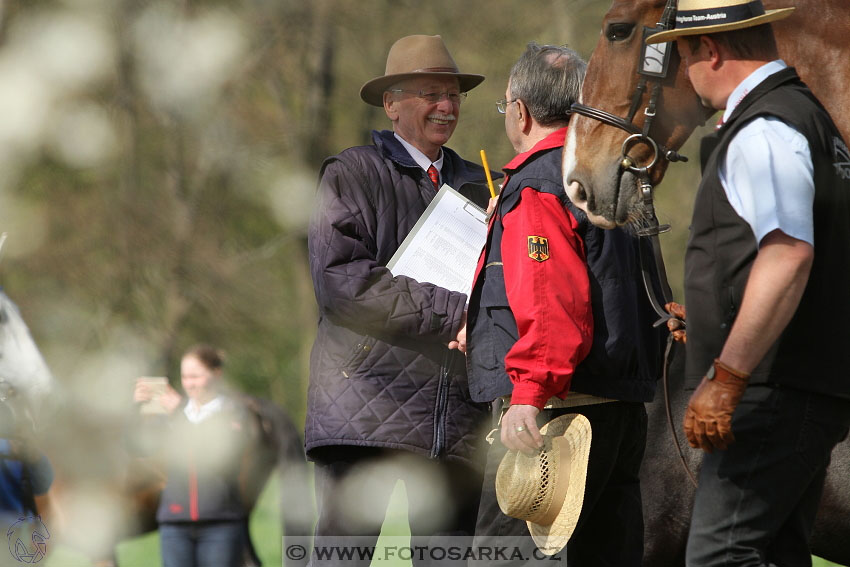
[665, 302, 687, 344]
[683, 359, 750, 452]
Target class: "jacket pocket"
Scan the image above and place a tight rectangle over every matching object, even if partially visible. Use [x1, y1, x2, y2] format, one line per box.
[341, 335, 377, 378]
[721, 285, 738, 330]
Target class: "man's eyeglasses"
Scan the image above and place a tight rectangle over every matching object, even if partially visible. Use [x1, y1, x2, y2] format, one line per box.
[389, 89, 467, 104]
[496, 99, 518, 114]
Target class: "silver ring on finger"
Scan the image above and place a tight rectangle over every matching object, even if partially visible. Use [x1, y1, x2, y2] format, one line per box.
[515, 426, 526, 433]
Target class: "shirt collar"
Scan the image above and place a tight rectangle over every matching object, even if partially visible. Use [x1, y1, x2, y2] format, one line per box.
[722, 59, 788, 123]
[503, 127, 568, 172]
[184, 395, 225, 424]
[394, 133, 444, 173]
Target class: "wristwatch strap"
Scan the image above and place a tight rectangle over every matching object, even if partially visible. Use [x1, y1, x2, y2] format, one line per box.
[706, 358, 750, 384]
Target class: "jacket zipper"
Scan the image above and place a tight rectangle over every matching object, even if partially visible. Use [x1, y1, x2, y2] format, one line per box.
[188, 446, 199, 521]
[431, 352, 452, 458]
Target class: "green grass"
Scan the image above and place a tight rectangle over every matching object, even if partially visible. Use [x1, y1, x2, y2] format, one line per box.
[38, 478, 848, 566]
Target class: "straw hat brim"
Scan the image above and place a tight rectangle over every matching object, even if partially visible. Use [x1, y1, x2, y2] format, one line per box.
[360, 72, 485, 107]
[646, 7, 794, 44]
[527, 414, 592, 556]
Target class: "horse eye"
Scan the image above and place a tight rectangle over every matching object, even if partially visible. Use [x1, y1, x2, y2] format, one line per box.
[606, 22, 635, 41]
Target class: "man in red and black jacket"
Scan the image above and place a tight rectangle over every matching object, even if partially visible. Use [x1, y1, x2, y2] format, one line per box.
[464, 43, 665, 566]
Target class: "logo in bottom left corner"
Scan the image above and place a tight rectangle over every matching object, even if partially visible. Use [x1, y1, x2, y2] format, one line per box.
[6, 516, 49, 564]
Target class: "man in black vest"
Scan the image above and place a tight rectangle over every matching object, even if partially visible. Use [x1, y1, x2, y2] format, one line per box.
[463, 42, 663, 566]
[647, 1, 850, 565]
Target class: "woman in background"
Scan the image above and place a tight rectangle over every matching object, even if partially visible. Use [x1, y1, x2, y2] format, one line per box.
[134, 344, 261, 567]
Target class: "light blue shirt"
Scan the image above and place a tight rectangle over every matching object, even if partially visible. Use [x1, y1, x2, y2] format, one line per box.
[718, 60, 815, 246]
[394, 133, 444, 185]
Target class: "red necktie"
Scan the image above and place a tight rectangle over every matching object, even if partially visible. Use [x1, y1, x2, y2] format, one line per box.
[427, 165, 440, 190]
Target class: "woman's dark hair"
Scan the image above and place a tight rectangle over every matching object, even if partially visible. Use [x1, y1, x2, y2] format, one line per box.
[183, 344, 224, 371]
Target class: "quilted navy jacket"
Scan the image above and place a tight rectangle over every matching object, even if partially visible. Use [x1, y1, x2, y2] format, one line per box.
[306, 130, 496, 468]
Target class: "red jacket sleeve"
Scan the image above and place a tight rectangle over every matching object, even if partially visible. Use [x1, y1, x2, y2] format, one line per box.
[501, 187, 593, 409]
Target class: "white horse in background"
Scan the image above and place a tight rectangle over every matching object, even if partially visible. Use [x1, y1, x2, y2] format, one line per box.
[0, 288, 56, 428]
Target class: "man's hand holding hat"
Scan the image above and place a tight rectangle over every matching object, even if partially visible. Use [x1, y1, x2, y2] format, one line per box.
[496, 413, 592, 555]
[501, 404, 544, 455]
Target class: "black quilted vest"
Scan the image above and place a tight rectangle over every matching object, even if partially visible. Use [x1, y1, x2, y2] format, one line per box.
[466, 145, 663, 404]
[685, 68, 850, 397]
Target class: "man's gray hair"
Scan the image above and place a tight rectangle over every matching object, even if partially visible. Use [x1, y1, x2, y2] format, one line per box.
[509, 42, 586, 127]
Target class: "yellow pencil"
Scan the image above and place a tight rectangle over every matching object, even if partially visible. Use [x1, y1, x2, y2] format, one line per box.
[479, 149, 497, 199]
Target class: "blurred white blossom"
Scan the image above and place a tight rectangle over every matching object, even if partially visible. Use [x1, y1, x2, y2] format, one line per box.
[7, 9, 115, 93]
[132, 4, 247, 115]
[63, 327, 159, 420]
[0, 192, 48, 259]
[265, 161, 316, 232]
[0, 55, 51, 154]
[47, 103, 119, 168]
[335, 454, 452, 532]
[0, 8, 115, 169]
[60, 483, 132, 559]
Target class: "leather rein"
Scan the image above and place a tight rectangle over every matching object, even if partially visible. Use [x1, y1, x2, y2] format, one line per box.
[570, 0, 698, 487]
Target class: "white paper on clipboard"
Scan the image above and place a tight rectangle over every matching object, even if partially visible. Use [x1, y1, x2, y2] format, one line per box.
[386, 184, 487, 297]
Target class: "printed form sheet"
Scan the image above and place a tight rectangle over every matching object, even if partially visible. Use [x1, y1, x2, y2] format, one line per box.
[387, 184, 487, 297]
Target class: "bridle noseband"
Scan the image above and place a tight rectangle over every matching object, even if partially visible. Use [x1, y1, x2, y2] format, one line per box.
[570, 0, 684, 300]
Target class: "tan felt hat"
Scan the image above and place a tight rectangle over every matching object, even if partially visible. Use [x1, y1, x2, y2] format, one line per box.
[495, 413, 591, 556]
[646, 0, 794, 44]
[359, 35, 484, 107]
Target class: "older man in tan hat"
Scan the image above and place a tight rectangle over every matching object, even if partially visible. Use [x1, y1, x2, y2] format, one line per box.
[305, 34, 498, 564]
[647, 2, 850, 565]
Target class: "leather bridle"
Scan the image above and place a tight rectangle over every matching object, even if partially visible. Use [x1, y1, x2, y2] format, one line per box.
[571, 0, 685, 316]
[570, 0, 698, 487]
[571, 0, 686, 177]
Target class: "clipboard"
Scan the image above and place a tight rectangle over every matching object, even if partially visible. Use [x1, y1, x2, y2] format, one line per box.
[387, 184, 487, 297]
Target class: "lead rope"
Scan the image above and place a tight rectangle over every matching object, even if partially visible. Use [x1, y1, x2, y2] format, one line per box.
[644, 0, 699, 488]
[635, 172, 698, 488]
[663, 336, 698, 487]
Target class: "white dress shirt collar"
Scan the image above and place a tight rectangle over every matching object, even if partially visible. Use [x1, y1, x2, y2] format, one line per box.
[394, 133, 444, 175]
[184, 395, 225, 424]
[722, 60, 788, 123]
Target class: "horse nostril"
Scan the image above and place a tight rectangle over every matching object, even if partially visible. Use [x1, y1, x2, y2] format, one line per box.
[566, 181, 586, 205]
[576, 184, 587, 202]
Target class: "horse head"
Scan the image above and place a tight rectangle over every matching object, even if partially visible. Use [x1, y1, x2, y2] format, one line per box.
[563, 0, 713, 228]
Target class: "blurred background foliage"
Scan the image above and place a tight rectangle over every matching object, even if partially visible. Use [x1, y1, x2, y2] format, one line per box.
[0, 0, 712, 430]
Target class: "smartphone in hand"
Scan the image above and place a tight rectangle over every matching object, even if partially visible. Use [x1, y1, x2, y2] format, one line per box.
[137, 376, 169, 415]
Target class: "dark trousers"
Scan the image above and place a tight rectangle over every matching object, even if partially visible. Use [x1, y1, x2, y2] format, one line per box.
[309, 446, 483, 567]
[472, 401, 648, 566]
[686, 385, 850, 567]
[159, 520, 245, 567]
